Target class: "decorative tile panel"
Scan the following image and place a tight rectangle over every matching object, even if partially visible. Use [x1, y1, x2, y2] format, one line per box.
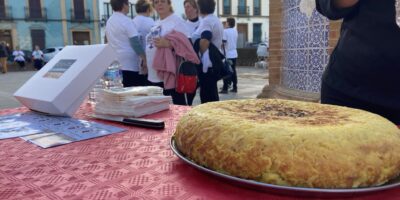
[281, 0, 330, 93]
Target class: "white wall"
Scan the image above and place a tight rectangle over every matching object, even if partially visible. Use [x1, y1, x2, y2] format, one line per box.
[217, 0, 269, 44]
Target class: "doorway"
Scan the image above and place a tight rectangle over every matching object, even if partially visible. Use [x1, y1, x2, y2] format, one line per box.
[237, 23, 248, 48]
[31, 29, 45, 50]
[0, 29, 13, 50]
[72, 31, 90, 45]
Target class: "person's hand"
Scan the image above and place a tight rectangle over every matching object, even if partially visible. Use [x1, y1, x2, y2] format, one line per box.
[140, 62, 148, 75]
[199, 39, 210, 53]
[334, 0, 359, 8]
[154, 37, 171, 48]
[140, 57, 148, 75]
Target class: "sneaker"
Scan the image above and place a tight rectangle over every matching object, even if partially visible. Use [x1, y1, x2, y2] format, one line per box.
[219, 90, 228, 94]
[230, 88, 237, 93]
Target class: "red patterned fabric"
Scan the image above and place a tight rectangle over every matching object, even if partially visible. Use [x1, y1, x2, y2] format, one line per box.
[1, 105, 400, 200]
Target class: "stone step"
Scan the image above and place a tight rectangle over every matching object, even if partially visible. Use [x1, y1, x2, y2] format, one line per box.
[1, 61, 36, 73]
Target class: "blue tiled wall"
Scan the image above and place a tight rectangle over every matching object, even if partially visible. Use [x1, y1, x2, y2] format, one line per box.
[282, 0, 329, 93]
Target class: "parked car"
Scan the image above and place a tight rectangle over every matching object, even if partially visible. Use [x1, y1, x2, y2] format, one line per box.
[43, 47, 63, 63]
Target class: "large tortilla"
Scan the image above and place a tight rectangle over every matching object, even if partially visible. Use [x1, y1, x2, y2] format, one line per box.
[174, 99, 400, 188]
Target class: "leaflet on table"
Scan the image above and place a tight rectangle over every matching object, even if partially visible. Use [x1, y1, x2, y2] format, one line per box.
[0, 114, 43, 139]
[0, 112, 126, 148]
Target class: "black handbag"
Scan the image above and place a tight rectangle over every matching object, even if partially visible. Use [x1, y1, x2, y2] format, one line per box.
[221, 44, 233, 79]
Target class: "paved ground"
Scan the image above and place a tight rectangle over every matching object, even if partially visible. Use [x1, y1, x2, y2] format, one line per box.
[0, 66, 268, 109]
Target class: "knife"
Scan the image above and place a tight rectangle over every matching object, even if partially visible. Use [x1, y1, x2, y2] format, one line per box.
[90, 113, 165, 129]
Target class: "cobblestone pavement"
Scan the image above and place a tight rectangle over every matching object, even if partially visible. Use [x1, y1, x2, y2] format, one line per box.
[0, 67, 268, 109]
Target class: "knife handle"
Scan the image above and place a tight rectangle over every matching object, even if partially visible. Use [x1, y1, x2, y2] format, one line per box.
[122, 118, 165, 129]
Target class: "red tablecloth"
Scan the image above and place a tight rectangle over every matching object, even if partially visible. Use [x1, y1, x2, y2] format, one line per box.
[1, 105, 400, 200]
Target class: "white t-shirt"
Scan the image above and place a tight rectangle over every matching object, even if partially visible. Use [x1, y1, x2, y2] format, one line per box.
[105, 12, 139, 72]
[13, 50, 25, 61]
[32, 50, 43, 60]
[186, 18, 200, 35]
[145, 14, 190, 83]
[192, 14, 224, 50]
[223, 28, 238, 59]
[132, 15, 155, 69]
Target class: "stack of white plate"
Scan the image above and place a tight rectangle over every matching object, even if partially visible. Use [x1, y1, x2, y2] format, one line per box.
[94, 86, 171, 117]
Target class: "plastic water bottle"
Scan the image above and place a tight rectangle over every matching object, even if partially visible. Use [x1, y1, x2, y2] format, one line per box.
[102, 61, 123, 89]
[88, 79, 103, 105]
[88, 61, 123, 105]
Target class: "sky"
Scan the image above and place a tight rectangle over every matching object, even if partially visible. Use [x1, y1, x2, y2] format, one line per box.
[171, 1, 185, 18]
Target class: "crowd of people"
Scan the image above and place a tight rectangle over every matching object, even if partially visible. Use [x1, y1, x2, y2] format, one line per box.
[0, 42, 45, 73]
[105, 0, 239, 106]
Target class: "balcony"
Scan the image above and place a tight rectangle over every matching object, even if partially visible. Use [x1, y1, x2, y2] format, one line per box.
[223, 6, 231, 15]
[70, 9, 91, 22]
[0, 6, 12, 20]
[237, 5, 249, 16]
[24, 7, 47, 21]
[254, 7, 261, 16]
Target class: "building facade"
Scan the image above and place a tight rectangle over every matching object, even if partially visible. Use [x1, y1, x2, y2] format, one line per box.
[0, 0, 101, 51]
[217, 0, 269, 48]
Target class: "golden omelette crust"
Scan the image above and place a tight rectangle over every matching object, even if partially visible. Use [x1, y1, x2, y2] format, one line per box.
[174, 99, 400, 188]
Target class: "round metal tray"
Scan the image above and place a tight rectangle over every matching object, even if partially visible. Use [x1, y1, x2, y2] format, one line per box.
[170, 137, 400, 197]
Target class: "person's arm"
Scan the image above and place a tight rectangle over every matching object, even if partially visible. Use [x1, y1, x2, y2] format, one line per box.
[316, 0, 359, 20]
[129, 36, 147, 68]
[222, 29, 227, 50]
[199, 30, 213, 54]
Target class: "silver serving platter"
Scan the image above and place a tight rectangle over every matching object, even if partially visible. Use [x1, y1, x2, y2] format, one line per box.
[170, 138, 400, 197]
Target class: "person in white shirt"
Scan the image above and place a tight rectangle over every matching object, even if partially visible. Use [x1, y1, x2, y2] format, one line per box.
[105, 0, 148, 87]
[220, 17, 238, 93]
[12, 46, 25, 69]
[32, 45, 44, 70]
[192, 0, 223, 50]
[132, 0, 155, 85]
[192, 0, 224, 103]
[145, 0, 191, 105]
[184, 0, 200, 35]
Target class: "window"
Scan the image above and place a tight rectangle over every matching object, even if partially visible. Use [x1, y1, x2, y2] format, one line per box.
[238, 0, 247, 15]
[254, 0, 261, 15]
[73, 0, 85, 20]
[31, 29, 45, 50]
[223, 0, 231, 15]
[72, 31, 91, 45]
[0, 0, 5, 18]
[127, 3, 136, 19]
[253, 23, 262, 43]
[43, 48, 55, 54]
[103, 2, 112, 23]
[29, 0, 42, 18]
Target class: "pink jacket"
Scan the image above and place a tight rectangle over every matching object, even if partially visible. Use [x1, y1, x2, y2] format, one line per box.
[153, 30, 200, 90]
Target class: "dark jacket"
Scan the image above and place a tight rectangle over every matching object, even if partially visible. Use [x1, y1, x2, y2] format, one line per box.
[316, 0, 400, 110]
[0, 44, 8, 58]
[193, 38, 225, 81]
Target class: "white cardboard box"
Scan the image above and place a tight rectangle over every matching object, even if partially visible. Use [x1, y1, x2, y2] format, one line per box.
[14, 44, 117, 117]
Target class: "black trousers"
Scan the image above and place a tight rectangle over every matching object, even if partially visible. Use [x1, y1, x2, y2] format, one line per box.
[222, 58, 237, 90]
[150, 82, 196, 106]
[122, 70, 149, 87]
[33, 59, 43, 70]
[321, 81, 400, 125]
[199, 70, 219, 104]
[16, 61, 25, 68]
